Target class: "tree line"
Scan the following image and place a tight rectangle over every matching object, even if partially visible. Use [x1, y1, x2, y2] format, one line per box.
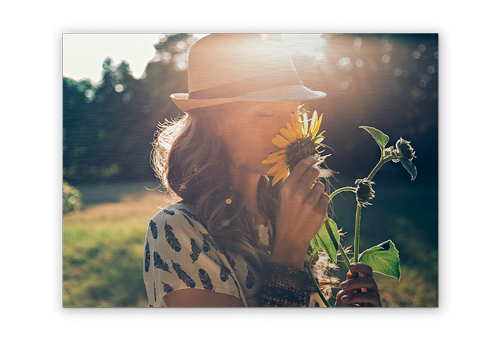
[63, 33, 438, 186]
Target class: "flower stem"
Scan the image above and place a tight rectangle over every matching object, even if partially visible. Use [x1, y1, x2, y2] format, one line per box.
[367, 156, 392, 181]
[329, 186, 356, 201]
[353, 156, 390, 268]
[306, 257, 331, 307]
[352, 204, 364, 306]
[352, 204, 362, 278]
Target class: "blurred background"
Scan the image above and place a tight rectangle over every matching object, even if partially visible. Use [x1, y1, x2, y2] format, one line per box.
[63, 33, 438, 307]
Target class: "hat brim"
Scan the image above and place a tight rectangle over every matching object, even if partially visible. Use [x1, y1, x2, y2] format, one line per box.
[170, 85, 326, 112]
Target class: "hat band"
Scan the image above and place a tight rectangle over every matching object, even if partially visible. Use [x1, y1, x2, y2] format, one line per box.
[188, 71, 303, 100]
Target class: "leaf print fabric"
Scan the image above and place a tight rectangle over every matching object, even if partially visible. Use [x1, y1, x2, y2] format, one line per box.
[153, 251, 171, 273]
[172, 260, 196, 288]
[165, 222, 181, 252]
[149, 220, 158, 239]
[144, 239, 151, 273]
[143, 202, 259, 307]
[198, 269, 214, 291]
[140, 202, 327, 307]
[245, 266, 255, 289]
[190, 238, 201, 263]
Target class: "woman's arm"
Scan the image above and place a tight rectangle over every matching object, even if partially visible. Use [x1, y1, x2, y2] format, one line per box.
[164, 288, 244, 307]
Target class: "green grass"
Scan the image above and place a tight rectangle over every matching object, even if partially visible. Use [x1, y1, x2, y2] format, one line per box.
[63, 180, 438, 307]
[63, 182, 177, 307]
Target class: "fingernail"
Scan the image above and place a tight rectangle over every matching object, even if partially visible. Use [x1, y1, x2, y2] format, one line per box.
[350, 263, 358, 270]
[340, 281, 349, 289]
[341, 295, 349, 302]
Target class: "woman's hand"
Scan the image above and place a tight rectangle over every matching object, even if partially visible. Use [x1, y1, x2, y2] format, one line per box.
[335, 263, 382, 307]
[271, 156, 330, 270]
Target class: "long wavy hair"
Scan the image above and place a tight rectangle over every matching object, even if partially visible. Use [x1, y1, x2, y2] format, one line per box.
[151, 103, 280, 271]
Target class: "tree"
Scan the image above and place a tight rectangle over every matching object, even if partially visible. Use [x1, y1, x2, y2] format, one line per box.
[63, 34, 193, 184]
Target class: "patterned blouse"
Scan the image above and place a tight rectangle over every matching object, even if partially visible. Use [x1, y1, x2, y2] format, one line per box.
[143, 201, 323, 307]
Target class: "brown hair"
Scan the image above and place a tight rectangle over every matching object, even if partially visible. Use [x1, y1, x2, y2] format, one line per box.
[151, 103, 279, 270]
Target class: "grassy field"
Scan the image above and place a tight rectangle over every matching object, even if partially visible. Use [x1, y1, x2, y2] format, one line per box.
[63, 180, 438, 307]
[63, 181, 177, 307]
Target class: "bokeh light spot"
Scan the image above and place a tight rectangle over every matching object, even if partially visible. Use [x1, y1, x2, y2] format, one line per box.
[353, 37, 362, 50]
[394, 68, 402, 76]
[341, 81, 349, 89]
[338, 56, 352, 71]
[418, 44, 426, 52]
[382, 54, 390, 63]
[412, 51, 421, 59]
[356, 59, 364, 67]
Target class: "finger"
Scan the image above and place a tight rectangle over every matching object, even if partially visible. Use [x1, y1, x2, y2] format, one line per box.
[285, 156, 318, 185]
[339, 277, 379, 294]
[339, 291, 381, 307]
[349, 262, 373, 277]
[316, 192, 329, 213]
[297, 165, 321, 191]
[335, 289, 360, 307]
[306, 181, 325, 206]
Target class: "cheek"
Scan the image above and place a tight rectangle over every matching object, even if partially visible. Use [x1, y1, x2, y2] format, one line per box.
[226, 130, 275, 168]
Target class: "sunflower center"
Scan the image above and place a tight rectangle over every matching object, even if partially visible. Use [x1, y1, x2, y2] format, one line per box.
[285, 137, 319, 171]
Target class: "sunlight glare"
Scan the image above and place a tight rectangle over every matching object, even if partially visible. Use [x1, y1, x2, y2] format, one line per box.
[282, 34, 326, 59]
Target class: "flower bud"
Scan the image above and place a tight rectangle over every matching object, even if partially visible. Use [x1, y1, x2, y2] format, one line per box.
[395, 138, 416, 162]
[355, 178, 375, 207]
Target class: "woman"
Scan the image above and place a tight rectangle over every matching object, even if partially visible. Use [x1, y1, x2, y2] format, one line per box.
[143, 34, 381, 307]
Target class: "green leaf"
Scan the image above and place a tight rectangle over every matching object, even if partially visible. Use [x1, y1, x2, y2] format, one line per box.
[359, 126, 390, 151]
[400, 159, 417, 181]
[308, 234, 322, 257]
[359, 240, 401, 280]
[315, 218, 341, 263]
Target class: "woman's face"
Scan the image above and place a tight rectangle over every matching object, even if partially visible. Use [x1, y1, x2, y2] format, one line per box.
[220, 101, 299, 177]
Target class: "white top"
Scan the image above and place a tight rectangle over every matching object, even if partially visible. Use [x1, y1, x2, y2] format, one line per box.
[143, 201, 325, 307]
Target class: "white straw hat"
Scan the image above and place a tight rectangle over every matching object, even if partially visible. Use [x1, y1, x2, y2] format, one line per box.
[170, 34, 326, 111]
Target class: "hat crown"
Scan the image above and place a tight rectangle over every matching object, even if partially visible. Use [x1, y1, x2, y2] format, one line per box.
[187, 34, 299, 94]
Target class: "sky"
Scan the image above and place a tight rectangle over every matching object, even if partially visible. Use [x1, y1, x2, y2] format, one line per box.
[63, 34, 165, 84]
[62, 34, 326, 85]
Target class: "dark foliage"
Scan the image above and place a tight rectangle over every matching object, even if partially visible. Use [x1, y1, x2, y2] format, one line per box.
[63, 34, 438, 189]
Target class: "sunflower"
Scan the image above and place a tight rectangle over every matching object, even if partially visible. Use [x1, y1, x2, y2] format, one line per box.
[263, 108, 327, 186]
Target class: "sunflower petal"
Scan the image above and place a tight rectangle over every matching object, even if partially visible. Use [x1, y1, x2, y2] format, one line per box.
[262, 149, 286, 163]
[311, 111, 318, 133]
[263, 153, 286, 165]
[272, 166, 289, 186]
[272, 135, 291, 148]
[280, 127, 296, 143]
[294, 111, 303, 138]
[302, 111, 309, 135]
[266, 160, 286, 175]
[312, 113, 323, 137]
[285, 122, 297, 142]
